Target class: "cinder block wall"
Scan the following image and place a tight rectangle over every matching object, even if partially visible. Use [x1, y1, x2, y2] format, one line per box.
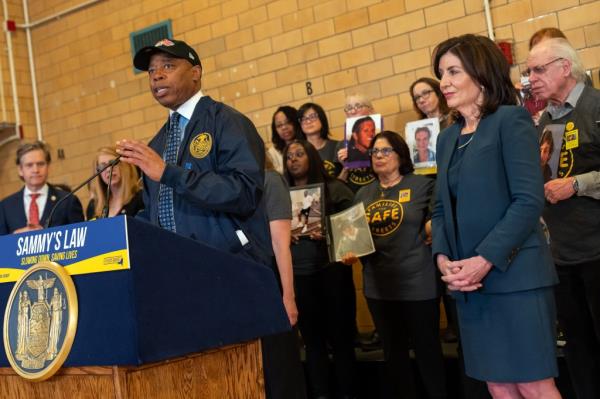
[0, 0, 599, 330]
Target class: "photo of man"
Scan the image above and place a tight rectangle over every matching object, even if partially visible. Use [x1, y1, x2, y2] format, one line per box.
[413, 126, 436, 163]
[540, 128, 554, 182]
[405, 117, 440, 171]
[290, 184, 323, 236]
[345, 114, 382, 168]
[329, 202, 375, 262]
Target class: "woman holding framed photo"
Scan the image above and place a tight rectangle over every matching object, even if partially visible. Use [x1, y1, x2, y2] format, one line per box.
[341, 131, 446, 399]
[284, 139, 356, 399]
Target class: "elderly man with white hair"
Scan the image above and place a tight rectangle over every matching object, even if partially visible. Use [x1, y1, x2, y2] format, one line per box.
[528, 37, 600, 399]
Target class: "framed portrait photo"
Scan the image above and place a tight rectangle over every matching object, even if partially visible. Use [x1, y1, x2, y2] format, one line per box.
[290, 183, 324, 236]
[329, 202, 375, 262]
[344, 113, 382, 169]
[540, 124, 565, 182]
[405, 117, 440, 174]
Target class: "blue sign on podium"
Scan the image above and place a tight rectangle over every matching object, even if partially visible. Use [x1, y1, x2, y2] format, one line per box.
[0, 216, 130, 283]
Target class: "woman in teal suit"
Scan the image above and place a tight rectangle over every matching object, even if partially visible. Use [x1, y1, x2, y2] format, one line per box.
[431, 34, 561, 398]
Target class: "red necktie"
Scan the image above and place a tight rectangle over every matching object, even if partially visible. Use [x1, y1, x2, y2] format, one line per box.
[29, 193, 41, 226]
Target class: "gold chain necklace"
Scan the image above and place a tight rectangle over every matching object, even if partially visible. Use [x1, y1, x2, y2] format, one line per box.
[457, 135, 474, 149]
[378, 175, 402, 198]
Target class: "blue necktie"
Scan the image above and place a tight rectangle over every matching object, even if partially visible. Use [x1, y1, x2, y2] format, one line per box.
[158, 112, 182, 232]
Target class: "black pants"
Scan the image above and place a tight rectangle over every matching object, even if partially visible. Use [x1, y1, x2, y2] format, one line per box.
[367, 297, 447, 399]
[262, 328, 308, 399]
[295, 265, 357, 398]
[555, 261, 600, 399]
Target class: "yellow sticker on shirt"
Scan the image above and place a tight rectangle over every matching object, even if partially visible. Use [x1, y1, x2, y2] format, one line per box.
[565, 129, 579, 150]
[398, 189, 411, 203]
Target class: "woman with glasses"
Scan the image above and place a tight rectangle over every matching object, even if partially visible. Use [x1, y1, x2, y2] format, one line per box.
[297, 103, 342, 178]
[410, 77, 453, 130]
[268, 106, 304, 174]
[283, 139, 356, 399]
[341, 131, 447, 399]
[432, 34, 560, 398]
[343, 93, 374, 118]
[87, 146, 143, 219]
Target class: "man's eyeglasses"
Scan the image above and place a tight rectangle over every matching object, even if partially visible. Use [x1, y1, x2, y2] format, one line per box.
[368, 147, 395, 157]
[524, 58, 564, 77]
[286, 150, 306, 160]
[344, 103, 369, 113]
[413, 89, 434, 103]
[299, 113, 319, 124]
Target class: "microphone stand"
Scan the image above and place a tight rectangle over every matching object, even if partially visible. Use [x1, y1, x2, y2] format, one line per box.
[44, 155, 122, 229]
[100, 164, 116, 218]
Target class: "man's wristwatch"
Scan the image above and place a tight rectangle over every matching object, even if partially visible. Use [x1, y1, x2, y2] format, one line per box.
[572, 176, 579, 194]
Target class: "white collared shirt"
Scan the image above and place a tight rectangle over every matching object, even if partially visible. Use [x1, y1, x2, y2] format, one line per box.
[23, 184, 49, 223]
[170, 90, 204, 142]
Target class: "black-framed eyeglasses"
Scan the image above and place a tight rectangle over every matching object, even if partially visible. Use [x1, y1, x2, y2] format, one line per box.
[286, 150, 306, 160]
[524, 58, 564, 77]
[344, 103, 368, 113]
[299, 113, 319, 124]
[413, 89, 434, 103]
[368, 147, 395, 157]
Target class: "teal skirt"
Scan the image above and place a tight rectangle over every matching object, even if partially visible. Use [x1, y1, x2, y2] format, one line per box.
[456, 286, 558, 382]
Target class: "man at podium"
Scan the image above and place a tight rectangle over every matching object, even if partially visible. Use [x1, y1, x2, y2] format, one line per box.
[117, 38, 306, 399]
[116, 39, 271, 266]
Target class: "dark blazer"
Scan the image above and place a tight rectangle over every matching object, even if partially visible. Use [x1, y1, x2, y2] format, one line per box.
[140, 95, 272, 266]
[432, 106, 558, 293]
[0, 184, 84, 235]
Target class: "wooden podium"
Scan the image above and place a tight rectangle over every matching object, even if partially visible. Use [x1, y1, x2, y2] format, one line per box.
[0, 341, 263, 398]
[0, 217, 289, 399]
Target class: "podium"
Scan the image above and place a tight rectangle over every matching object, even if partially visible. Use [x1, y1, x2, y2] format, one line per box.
[0, 217, 290, 398]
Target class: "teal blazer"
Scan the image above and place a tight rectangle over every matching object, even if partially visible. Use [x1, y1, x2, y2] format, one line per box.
[432, 106, 558, 293]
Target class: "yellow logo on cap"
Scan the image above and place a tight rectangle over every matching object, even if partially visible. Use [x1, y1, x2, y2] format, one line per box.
[190, 133, 212, 159]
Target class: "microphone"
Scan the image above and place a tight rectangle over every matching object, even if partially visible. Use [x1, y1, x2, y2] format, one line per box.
[100, 159, 119, 218]
[44, 155, 122, 229]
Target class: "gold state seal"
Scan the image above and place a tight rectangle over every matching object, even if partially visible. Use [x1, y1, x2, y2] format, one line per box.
[3, 261, 78, 381]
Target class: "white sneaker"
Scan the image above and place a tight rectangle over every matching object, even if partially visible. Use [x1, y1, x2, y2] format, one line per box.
[301, 225, 308, 233]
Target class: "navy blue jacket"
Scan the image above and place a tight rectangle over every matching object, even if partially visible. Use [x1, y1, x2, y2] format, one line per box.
[0, 185, 84, 235]
[432, 106, 558, 293]
[141, 95, 272, 266]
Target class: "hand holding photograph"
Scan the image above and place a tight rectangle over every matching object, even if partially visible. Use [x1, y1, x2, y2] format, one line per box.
[329, 202, 375, 262]
[405, 117, 440, 174]
[344, 114, 382, 169]
[290, 183, 324, 236]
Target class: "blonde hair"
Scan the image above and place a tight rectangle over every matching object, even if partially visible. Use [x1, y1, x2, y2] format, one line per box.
[89, 146, 141, 218]
[345, 92, 373, 111]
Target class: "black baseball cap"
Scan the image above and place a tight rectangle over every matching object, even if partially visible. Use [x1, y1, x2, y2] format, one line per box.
[134, 38, 201, 71]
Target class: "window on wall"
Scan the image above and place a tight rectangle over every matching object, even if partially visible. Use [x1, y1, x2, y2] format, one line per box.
[129, 20, 173, 74]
